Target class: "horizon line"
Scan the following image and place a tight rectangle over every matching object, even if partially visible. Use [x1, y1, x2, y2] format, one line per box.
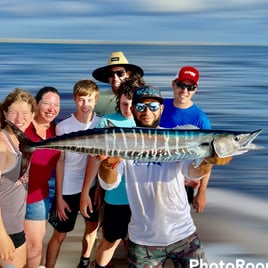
[0, 38, 267, 46]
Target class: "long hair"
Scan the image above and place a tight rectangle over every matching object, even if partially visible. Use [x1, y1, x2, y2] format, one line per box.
[0, 88, 36, 128]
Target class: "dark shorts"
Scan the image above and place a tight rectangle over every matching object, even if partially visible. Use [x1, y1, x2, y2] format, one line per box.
[9, 230, 26, 248]
[48, 186, 99, 233]
[128, 232, 207, 268]
[102, 202, 131, 242]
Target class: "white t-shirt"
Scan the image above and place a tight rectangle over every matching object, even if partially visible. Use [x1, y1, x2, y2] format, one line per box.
[56, 113, 101, 195]
[100, 159, 197, 246]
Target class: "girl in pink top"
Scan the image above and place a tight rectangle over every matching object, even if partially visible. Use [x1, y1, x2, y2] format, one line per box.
[24, 87, 61, 268]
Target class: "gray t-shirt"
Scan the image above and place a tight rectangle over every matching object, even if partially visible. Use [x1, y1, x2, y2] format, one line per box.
[0, 130, 27, 235]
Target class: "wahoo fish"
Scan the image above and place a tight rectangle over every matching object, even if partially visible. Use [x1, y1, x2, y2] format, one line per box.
[7, 120, 262, 167]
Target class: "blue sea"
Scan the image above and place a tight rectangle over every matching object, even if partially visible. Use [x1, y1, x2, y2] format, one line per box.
[1, 42, 267, 200]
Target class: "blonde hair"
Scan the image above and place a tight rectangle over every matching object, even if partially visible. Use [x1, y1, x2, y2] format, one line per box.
[0, 88, 36, 128]
[73, 80, 99, 100]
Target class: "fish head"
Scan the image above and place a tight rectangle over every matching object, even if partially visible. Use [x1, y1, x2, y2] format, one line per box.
[213, 129, 263, 157]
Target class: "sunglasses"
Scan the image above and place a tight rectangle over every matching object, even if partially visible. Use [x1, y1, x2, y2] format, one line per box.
[107, 70, 126, 78]
[134, 102, 161, 113]
[175, 81, 197, 91]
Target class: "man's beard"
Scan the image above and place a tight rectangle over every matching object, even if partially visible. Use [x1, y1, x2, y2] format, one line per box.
[134, 116, 160, 128]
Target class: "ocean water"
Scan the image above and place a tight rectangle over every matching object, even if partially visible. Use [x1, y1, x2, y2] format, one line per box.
[0, 42, 267, 200]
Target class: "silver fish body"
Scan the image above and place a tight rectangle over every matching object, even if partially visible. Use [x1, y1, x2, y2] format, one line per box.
[21, 126, 262, 162]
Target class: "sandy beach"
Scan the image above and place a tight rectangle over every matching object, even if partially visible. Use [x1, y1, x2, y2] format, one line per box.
[43, 188, 268, 267]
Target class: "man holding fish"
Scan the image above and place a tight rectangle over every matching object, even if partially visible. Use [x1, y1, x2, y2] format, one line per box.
[97, 85, 233, 267]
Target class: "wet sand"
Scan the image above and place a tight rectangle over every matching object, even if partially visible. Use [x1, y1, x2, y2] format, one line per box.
[43, 188, 268, 267]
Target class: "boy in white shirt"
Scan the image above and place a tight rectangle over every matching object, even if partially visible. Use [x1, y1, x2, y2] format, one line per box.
[46, 80, 102, 268]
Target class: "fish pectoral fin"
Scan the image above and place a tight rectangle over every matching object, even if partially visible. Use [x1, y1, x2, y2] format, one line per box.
[193, 158, 204, 168]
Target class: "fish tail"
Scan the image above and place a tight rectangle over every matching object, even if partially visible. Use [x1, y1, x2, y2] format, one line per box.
[5, 120, 34, 156]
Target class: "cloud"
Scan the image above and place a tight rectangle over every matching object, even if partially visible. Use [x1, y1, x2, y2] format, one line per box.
[0, 0, 268, 44]
[135, 0, 267, 13]
[0, 1, 98, 17]
[1, 0, 267, 17]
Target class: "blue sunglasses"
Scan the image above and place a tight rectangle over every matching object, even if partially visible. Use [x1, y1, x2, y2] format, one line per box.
[134, 102, 161, 112]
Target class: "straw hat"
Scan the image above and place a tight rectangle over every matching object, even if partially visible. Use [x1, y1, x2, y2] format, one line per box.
[92, 51, 144, 83]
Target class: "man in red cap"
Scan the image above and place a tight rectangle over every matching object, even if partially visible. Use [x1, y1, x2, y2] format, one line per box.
[160, 66, 211, 213]
[177, 66, 200, 85]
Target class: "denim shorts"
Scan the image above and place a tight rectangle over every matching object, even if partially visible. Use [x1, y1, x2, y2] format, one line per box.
[25, 196, 51, 221]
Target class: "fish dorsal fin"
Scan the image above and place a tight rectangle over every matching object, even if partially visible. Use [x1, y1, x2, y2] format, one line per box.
[106, 119, 116, 128]
[173, 124, 199, 130]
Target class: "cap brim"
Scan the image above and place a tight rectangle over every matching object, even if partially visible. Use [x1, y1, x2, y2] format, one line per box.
[92, 64, 144, 83]
[133, 96, 163, 104]
[176, 79, 198, 85]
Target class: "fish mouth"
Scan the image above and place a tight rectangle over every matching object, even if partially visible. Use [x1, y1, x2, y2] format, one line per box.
[242, 129, 263, 148]
[236, 129, 263, 153]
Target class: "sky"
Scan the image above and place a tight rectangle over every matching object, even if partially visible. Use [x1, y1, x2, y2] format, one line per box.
[1, 0, 268, 45]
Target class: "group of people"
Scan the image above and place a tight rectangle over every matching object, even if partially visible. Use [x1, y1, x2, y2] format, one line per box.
[0, 51, 233, 268]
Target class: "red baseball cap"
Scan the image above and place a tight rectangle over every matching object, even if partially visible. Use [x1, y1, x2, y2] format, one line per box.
[175, 66, 199, 85]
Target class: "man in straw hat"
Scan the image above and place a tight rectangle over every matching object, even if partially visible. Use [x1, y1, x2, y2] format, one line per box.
[93, 51, 144, 115]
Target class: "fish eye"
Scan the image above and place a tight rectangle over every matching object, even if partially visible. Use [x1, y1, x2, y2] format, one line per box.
[234, 136, 240, 141]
